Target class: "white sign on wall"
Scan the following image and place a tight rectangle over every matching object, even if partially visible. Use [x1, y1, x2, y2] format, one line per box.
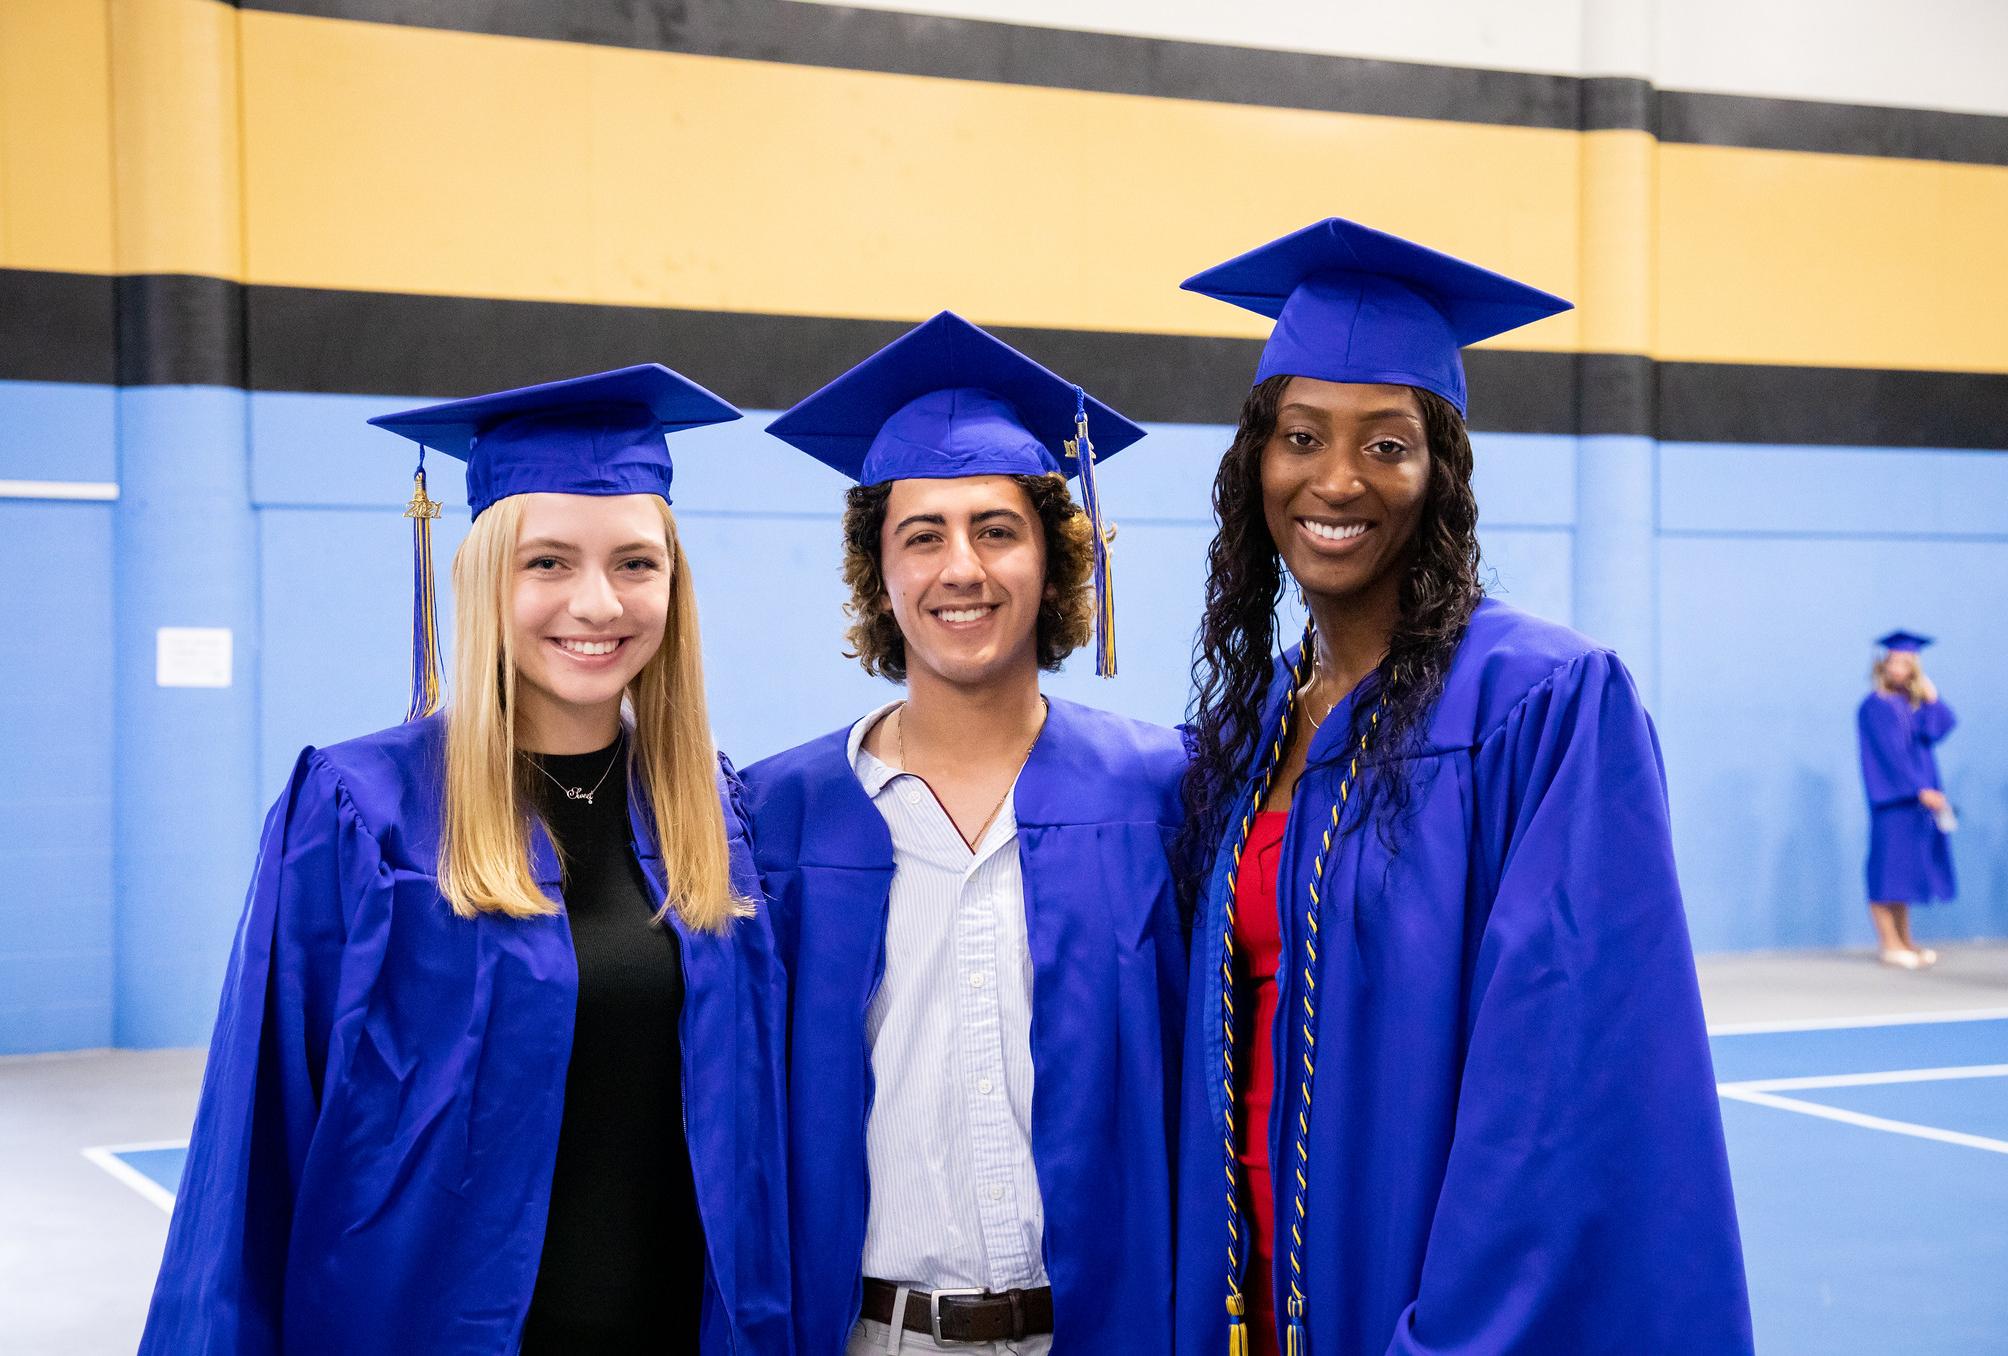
[156, 627, 234, 688]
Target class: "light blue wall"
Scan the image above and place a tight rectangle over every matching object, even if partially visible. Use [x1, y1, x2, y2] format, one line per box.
[0, 383, 117, 1054]
[2, 377, 2004, 1051]
[112, 387, 262, 1048]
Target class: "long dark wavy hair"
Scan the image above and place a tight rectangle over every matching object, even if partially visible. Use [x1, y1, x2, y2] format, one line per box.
[1177, 374, 1485, 902]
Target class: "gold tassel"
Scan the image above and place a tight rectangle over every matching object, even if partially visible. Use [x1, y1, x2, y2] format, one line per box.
[404, 466, 444, 721]
[1226, 1292, 1250, 1356]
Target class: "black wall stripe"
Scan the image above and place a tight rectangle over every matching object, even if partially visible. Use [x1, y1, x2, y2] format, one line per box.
[243, 0, 2008, 166]
[115, 275, 246, 388]
[5, 269, 114, 385]
[7, 269, 2006, 449]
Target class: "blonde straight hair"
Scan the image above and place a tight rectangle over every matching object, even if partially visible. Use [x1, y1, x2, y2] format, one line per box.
[438, 495, 747, 932]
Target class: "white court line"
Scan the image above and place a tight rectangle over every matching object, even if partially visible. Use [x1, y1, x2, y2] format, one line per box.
[1716, 1086, 2008, 1156]
[1721, 1063, 2008, 1094]
[80, 1139, 188, 1214]
[1708, 1005, 2008, 1036]
[0, 479, 119, 501]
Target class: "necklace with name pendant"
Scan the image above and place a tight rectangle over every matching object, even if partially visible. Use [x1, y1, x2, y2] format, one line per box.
[526, 741, 623, 807]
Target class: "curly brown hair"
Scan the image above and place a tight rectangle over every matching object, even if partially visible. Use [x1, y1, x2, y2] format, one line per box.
[840, 472, 1096, 681]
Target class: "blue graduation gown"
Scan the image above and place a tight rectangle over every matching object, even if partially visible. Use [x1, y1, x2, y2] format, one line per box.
[138, 714, 792, 1355]
[1175, 600, 1751, 1356]
[1857, 692, 1957, 903]
[741, 697, 1185, 1356]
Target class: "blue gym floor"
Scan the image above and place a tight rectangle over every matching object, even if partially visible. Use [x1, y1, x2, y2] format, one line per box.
[1713, 1011, 2008, 1354]
[72, 1011, 2008, 1353]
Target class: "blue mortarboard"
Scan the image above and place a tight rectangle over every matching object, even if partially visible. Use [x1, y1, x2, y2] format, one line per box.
[367, 364, 741, 720]
[766, 311, 1143, 676]
[764, 311, 1145, 485]
[368, 364, 741, 517]
[1876, 630, 1933, 653]
[1180, 217, 1573, 416]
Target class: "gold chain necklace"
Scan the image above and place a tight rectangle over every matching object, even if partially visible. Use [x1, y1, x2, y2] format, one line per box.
[894, 698, 1048, 848]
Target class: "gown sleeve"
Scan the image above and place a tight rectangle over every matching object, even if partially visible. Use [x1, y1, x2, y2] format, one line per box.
[138, 749, 383, 1355]
[1384, 651, 1753, 1356]
[1858, 696, 1924, 808]
[1915, 699, 1957, 745]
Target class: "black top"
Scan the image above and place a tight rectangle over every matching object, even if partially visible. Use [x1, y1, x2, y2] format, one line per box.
[519, 736, 702, 1353]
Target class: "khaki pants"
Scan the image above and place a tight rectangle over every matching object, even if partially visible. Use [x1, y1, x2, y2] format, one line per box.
[845, 1312, 1055, 1355]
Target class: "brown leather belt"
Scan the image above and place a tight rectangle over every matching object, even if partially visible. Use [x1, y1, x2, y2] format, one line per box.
[861, 1276, 1054, 1344]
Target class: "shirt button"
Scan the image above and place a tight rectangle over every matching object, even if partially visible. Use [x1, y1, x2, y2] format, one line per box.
[988, 1183, 1005, 1202]
[969, 972, 987, 989]
[977, 1077, 995, 1095]
[901, 786, 922, 805]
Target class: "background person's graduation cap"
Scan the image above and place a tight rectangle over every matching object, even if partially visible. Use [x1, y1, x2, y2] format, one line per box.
[1876, 630, 1934, 653]
[368, 364, 743, 719]
[1180, 216, 1573, 416]
[765, 310, 1144, 676]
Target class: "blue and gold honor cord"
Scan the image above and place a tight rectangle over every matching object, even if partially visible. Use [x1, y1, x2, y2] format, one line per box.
[404, 456, 444, 721]
[1220, 621, 1378, 1356]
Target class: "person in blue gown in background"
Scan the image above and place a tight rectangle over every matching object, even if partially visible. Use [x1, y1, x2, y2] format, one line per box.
[139, 367, 791, 1355]
[1172, 219, 1753, 1356]
[743, 314, 1186, 1355]
[1856, 629, 1957, 969]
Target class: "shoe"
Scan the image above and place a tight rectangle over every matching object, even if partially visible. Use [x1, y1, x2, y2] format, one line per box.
[1916, 947, 1940, 967]
[1879, 949, 1924, 970]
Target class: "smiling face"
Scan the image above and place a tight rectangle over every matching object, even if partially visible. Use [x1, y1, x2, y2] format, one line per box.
[1260, 378, 1432, 610]
[507, 492, 671, 747]
[876, 474, 1048, 691]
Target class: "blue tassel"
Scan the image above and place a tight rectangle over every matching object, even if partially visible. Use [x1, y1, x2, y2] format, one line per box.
[404, 458, 444, 721]
[1066, 387, 1116, 678]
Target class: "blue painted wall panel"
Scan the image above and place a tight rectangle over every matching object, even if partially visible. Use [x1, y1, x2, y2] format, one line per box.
[0, 490, 116, 1053]
[111, 388, 262, 1048]
[0, 381, 118, 483]
[257, 506, 470, 794]
[1661, 442, 2008, 539]
[1477, 525, 1574, 626]
[1472, 433, 1577, 529]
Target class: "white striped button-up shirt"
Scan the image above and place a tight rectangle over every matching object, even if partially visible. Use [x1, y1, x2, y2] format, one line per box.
[849, 703, 1047, 1294]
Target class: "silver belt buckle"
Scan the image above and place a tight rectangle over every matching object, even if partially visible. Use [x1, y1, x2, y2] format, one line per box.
[928, 1287, 987, 1345]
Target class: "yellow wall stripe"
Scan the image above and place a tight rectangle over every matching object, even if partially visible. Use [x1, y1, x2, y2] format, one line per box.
[2, 0, 2003, 376]
[233, 12, 1584, 350]
[0, 1, 115, 274]
[108, 0, 245, 278]
[1657, 144, 2008, 373]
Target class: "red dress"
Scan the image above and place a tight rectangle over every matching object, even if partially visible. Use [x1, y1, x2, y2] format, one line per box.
[1234, 811, 1289, 1356]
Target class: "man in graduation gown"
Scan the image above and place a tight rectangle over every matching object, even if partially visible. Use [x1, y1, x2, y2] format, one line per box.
[742, 313, 1185, 1355]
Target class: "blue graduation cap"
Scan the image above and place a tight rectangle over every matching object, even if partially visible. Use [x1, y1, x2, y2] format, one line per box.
[765, 311, 1143, 676]
[368, 364, 742, 719]
[368, 364, 741, 517]
[1876, 630, 1933, 653]
[764, 311, 1145, 485]
[1180, 217, 1572, 416]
